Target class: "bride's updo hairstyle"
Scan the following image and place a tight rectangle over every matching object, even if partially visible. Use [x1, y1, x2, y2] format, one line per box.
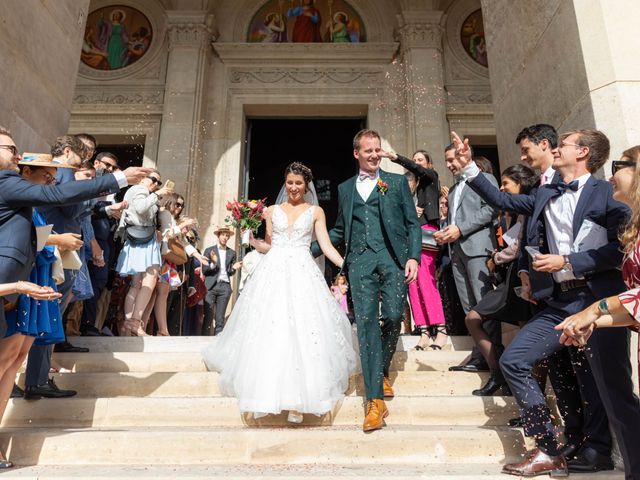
[284, 162, 314, 193]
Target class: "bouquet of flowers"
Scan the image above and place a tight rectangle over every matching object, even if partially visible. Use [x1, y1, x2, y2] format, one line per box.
[225, 198, 267, 246]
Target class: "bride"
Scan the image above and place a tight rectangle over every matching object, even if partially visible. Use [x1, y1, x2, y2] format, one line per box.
[202, 162, 358, 423]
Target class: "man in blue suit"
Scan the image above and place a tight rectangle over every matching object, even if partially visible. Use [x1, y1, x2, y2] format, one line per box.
[451, 130, 640, 478]
[0, 126, 150, 383]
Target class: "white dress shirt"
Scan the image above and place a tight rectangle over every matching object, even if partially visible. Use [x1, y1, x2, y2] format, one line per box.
[543, 173, 591, 282]
[540, 166, 556, 186]
[356, 172, 379, 202]
[450, 176, 467, 225]
[217, 247, 229, 283]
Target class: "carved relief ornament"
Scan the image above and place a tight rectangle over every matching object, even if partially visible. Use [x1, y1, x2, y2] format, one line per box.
[396, 23, 444, 51]
[229, 68, 380, 85]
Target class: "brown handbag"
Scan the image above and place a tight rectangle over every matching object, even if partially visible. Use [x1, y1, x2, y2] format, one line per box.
[164, 237, 188, 265]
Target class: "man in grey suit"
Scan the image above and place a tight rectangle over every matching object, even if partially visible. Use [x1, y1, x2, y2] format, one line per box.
[434, 143, 500, 371]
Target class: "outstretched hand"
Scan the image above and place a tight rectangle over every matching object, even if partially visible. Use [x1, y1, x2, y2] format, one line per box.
[451, 131, 473, 168]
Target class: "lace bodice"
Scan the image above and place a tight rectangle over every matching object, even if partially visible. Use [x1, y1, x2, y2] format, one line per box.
[271, 204, 315, 248]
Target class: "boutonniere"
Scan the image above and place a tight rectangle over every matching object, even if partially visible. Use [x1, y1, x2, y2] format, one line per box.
[377, 178, 388, 195]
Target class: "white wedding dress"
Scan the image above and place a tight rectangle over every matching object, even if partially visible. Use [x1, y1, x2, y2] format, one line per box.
[202, 205, 359, 417]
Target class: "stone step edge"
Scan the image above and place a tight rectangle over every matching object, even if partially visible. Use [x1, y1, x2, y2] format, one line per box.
[0, 464, 624, 479]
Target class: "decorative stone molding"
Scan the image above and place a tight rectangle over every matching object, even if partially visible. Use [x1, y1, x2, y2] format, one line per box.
[73, 90, 164, 105]
[446, 89, 492, 104]
[166, 11, 214, 51]
[213, 43, 399, 66]
[444, 0, 489, 79]
[229, 68, 381, 85]
[396, 22, 444, 51]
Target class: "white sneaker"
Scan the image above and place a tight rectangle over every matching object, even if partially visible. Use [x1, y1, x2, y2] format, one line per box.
[287, 411, 303, 424]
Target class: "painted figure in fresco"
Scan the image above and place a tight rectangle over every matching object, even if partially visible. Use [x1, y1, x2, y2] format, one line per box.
[97, 9, 130, 70]
[125, 26, 151, 65]
[81, 26, 108, 70]
[470, 34, 488, 66]
[263, 12, 287, 42]
[287, 0, 322, 43]
[326, 12, 350, 42]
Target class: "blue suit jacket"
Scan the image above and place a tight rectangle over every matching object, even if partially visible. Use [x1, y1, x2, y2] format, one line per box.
[38, 168, 84, 235]
[0, 170, 120, 287]
[466, 172, 629, 301]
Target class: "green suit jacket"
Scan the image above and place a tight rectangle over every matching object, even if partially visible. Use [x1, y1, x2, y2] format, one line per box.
[313, 170, 422, 267]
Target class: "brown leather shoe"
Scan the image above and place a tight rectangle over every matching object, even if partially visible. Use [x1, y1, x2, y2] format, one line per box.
[383, 377, 394, 398]
[502, 448, 568, 477]
[363, 399, 388, 432]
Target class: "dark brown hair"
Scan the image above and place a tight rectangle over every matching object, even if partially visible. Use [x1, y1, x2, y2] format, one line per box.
[284, 162, 313, 191]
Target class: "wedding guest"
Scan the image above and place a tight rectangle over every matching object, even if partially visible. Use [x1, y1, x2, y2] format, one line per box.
[455, 130, 629, 476]
[202, 226, 241, 336]
[75, 133, 97, 166]
[435, 143, 500, 372]
[382, 149, 447, 350]
[116, 169, 173, 336]
[331, 273, 351, 317]
[152, 193, 208, 335]
[465, 164, 536, 395]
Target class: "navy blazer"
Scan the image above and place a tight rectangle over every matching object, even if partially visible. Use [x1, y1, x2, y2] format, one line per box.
[38, 168, 84, 235]
[466, 172, 630, 301]
[0, 170, 120, 287]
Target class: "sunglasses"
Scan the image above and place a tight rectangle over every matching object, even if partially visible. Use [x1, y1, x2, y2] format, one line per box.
[611, 160, 636, 176]
[98, 159, 118, 171]
[176, 202, 184, 208]
[0, 145, 18, 156]
[148, 176, 162, 185]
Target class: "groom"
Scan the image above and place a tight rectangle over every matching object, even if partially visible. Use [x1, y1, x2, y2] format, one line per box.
[313, 129, 421, 432]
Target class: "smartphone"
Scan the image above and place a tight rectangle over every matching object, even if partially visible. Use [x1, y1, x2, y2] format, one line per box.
[164, 180, 175, 190]
[524, 246, 540, 259]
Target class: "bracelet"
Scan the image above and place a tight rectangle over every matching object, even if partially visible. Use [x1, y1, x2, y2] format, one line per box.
[597, 298, 610, 316]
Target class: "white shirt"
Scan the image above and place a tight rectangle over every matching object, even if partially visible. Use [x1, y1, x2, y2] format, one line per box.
[217, 247, 229, 283]
[543, 173, 591, 282]
[462, 161, 590, 283]
[356, 172, 379, 202]
[540, 166, 556, 186]
[450, 175, 467, 225]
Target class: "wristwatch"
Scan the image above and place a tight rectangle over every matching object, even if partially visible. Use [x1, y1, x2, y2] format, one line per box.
[562, 255, 573, 272]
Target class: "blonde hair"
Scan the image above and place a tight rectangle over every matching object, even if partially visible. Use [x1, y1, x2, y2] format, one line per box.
[618, 145, 640, 252]
[333, 273, 347, 286]
[0, 126, 13, 138]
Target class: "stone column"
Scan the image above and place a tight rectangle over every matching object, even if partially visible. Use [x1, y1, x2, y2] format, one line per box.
[396, 10, 449, 175]
[156, 11, 213, 207]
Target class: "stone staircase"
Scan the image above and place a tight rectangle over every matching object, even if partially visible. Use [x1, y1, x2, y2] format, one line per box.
[2, 336, 624, 479]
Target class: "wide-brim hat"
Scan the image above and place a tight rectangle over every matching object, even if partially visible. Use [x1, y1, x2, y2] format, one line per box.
[18, 153, 75, 169]
[214, 225, 234, 236]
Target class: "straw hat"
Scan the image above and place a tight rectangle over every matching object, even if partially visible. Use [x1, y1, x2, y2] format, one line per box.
[18, 153, 75, 169]
[214, 225, 234, 236]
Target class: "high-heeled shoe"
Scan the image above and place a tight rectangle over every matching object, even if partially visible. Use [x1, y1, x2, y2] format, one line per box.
[413, 326, 430, 351]
[127, 318, 149, 337]
[472, 370, 511, 396]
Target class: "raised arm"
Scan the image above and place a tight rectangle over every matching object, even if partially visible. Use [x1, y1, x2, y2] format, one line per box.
[313, 207, 343, 268]
[384, 152, 438, 186]
[249, 206, 273, 254]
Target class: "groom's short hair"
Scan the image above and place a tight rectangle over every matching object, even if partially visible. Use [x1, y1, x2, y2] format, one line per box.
[353, 129, 381, 150]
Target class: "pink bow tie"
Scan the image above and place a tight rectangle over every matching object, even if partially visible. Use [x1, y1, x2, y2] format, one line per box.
[358, 170, 377, 181]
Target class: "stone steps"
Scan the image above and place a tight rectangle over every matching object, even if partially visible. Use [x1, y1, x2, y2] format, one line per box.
[3, 396, 518, 428]
[0, 463, 624, 479]
[3, 426, 530, 465]
[16, 371, 493, 397]
[51, 350, 471, 373]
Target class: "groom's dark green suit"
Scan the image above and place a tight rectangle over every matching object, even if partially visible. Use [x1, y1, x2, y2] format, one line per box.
[313, 169, 421, 400]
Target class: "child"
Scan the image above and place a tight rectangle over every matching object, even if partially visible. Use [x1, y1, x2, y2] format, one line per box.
[331, 274, 350, 318]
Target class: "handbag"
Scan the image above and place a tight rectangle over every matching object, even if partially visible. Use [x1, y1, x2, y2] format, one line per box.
[52, 248, 65, 284]
[187, 269, 207, 308]
[125, 225, 157, 245]
[421, 228, 440, 252]
[164, 237, 188, 265]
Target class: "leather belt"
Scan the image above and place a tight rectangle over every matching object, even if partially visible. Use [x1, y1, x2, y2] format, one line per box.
[556, 278, 588, 293]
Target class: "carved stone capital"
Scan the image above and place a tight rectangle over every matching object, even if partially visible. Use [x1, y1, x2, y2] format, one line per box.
[166, 12, 213, 51]
[396, 22, 444, 51]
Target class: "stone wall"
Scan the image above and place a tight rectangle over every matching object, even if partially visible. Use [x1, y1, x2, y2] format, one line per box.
[481, 0, 640, 169]
[0, 0, 89, 150]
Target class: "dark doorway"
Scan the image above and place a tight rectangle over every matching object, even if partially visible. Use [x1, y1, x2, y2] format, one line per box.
[246, 118, 365, 230]
[473, 145, 500, 180]
[95, 143, 145, 170]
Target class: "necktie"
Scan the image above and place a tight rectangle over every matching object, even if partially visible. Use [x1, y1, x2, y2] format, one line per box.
[553, 180, 579, 194]
[358, 170, 377, 181]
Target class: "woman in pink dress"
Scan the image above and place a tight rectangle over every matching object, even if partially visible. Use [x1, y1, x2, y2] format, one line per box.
[557, 145, 640, 383]
[331, 273, 350, 316]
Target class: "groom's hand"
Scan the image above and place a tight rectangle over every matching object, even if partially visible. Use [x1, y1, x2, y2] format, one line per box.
[405, 259, 418, 284]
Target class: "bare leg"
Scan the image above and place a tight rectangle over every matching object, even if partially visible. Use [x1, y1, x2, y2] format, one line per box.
[465, 310, 499, 370]
[153, 281, 171, 336]
[141, 288, 157, 334]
